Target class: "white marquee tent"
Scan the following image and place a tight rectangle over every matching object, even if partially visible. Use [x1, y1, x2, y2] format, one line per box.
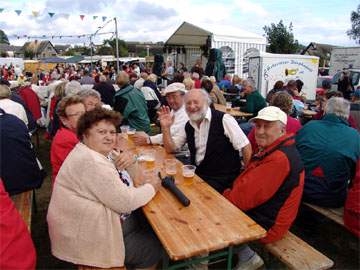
[164, 21, 267, 76]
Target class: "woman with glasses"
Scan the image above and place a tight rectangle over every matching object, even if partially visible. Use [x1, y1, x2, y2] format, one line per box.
[50, 95, 85, 187]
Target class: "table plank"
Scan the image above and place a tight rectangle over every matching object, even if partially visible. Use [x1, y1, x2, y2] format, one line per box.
[11, 190, 33, 231]
[213, 103, 253, 118]
[137, 145, 266, 261]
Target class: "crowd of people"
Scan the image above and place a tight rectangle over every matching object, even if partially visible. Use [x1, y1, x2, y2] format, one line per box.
[0, 59, 359, 270]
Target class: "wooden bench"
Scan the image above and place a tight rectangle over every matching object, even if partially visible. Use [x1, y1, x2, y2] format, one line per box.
[78, 266, 126, 270]
[265, 231, 334, 270]
[11, 190, 33, 231]
[303, 202, 344, 227]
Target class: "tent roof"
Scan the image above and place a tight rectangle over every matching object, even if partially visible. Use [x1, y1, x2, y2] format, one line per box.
[65, 55, 84, 63]
[40, 57, 65, 63]
[165, 21, 266, 46]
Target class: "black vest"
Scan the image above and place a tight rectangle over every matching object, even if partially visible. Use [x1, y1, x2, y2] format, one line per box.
[246, 137, 304, 230]
[185, 109, 241, 193]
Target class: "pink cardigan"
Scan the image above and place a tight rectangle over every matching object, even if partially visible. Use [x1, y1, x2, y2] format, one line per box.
[47, 143, 155, 267]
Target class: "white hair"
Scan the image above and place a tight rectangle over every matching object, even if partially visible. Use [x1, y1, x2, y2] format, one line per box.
[65, 80, 81, 96]
[324, 97, 350, 120]
[78, 89, 101, 100]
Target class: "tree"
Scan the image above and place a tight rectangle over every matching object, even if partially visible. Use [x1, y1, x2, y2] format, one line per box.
[103, 38, 128, 57]
[64, 46, 91, 56]
[0, 29, 9, 45]
[263, 20, 302, 54]
[96, 45, 113, 55]
[347, 4, 360, 44]
[24, 49, 35, 59]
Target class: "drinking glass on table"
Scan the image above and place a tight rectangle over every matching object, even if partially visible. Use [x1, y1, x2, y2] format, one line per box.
[120, 125, 129, 140]
[127, 127, 136, 143]
[142, 149, 156, 169]
[182, 165, 196, 186]
[165, 159, 177, 176]
[226, 102, 232, 111]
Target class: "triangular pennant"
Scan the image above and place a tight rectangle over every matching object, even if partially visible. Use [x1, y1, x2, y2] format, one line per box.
[80, 15, 85, 20]
[15, 10, 22, 16]
[93, 15, 98, 20]
[0, 8, 4, 13]
[32, 11, 39, 17]
[48, 12, 55, 18]
[102, 16, 107, 22]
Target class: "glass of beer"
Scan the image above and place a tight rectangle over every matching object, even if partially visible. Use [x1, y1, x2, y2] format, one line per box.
[143, 149, 156, 169]
[142, 168, 158, 184]
[127, 127, 136, 143]
[182, 165, 196, 186]
[165, 159, 177, 176]
[226, 102, 232, 111]
[120, 125, 129, 140]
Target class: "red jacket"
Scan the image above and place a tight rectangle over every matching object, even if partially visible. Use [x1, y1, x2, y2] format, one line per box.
[224, 134, 304, 243]
[0, 180, 36, 269]
[18, 86, 42, 120]
[50, 128, 79, 186]
[344, 160, 360, 237]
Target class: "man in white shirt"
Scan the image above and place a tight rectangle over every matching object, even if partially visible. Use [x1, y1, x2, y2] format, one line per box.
[133, 82, 189, 146]
[161, 89, 252, 192]
[0, 85, 28, 126]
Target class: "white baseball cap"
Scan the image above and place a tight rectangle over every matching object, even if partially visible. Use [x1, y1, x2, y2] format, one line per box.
[249, 106, 287, 125]
[163, 82, 186, 95]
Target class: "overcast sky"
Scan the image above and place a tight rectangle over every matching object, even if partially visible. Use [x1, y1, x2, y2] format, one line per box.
[0, 0, 358, 47]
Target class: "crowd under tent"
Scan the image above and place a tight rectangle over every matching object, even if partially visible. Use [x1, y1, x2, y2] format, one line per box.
[164, 21, 267, 76]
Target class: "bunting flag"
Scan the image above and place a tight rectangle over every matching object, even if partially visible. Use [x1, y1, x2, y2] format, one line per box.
[15, 10, 22, 16]
[0, 8, 4, 13]
[93, 15, 98, 20]
[48, 12, 55, 18]
[80, 15, 85, 20]
[32, 11, 39, 17]
[102, 16, 107, 22]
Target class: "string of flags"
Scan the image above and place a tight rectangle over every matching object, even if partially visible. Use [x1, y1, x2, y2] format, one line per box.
[0, 8, 108, 21]
[8, 31, 114, 40]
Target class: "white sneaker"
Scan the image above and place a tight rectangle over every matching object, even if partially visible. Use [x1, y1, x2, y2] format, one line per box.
[234, 253, 264, 270]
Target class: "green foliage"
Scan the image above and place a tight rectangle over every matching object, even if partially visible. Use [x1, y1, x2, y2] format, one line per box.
[263, 20, 302, 54]
[64, 46, 91, 56]
[96, 46, 113, 55]
[24, 49, 35, 59]
[103, 38, 128, 57]
[347, 4, 360, 44]
[0, 29, 9, 45]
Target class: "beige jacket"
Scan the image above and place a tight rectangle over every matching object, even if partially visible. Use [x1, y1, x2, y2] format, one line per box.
[47, 143, 155, 268]
[210, 86, 227, 105]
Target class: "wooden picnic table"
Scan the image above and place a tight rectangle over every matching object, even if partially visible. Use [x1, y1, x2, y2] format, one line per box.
[214, 103, 253, 118]
[129, 144, 266, 267]
[11, 190, 33, 231]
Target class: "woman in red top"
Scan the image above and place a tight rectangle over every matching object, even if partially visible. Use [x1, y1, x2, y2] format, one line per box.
[248, 91, 302, 153]
[0, 180, 36, 269]
[50, 96, 85, 186]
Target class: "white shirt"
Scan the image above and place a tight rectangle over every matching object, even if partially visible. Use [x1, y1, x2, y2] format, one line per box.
[172, 107, 249, 165]
[151, 105, 189, 145]
[0, 98, 28, 126]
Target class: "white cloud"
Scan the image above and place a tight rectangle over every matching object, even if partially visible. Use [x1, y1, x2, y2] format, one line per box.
[233, 0, 268, 17]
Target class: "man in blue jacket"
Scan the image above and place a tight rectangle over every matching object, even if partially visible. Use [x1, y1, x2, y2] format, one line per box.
[296, 97, 360, 207]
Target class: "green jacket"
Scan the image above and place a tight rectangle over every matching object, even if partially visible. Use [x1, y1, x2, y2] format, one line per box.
[242, 90, 266, 116]
[113, 84, 150, 133]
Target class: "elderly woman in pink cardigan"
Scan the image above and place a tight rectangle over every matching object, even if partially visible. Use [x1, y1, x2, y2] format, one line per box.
[47, 108, 162, 269]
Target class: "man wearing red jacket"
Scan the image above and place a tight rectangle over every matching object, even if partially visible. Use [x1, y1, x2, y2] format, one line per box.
[224, 106, 304, 270]
[0, 180, 36, 269]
